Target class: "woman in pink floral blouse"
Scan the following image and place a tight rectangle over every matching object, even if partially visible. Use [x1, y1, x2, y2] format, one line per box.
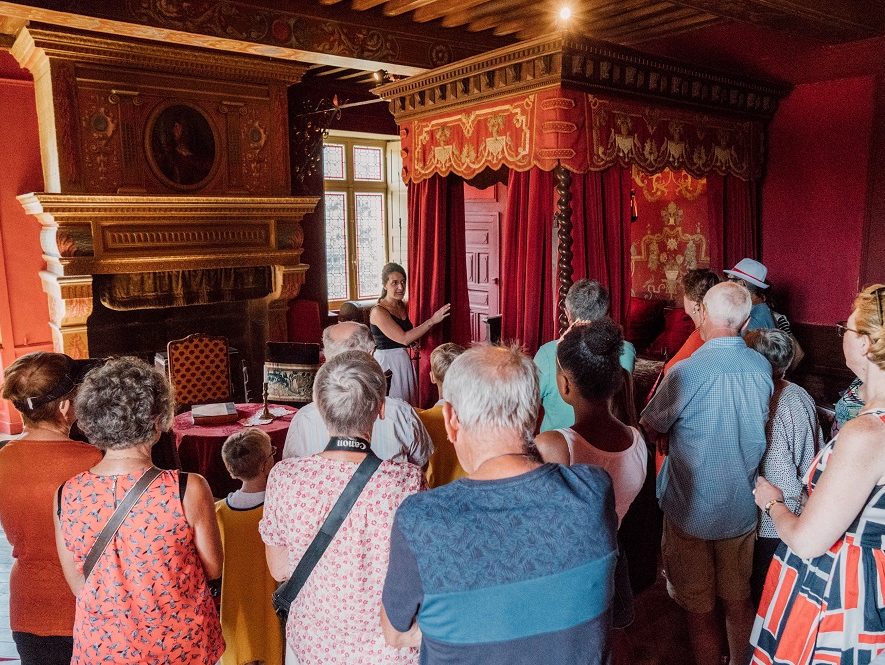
[260, 350, 422, 665]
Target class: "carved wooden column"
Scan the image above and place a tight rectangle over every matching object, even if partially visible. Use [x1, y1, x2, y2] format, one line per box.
[554, 163, 573, 335]
[41, 274, 93, 359]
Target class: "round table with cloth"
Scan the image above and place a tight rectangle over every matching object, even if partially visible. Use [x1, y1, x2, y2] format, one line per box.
[173, 403, 295, 497]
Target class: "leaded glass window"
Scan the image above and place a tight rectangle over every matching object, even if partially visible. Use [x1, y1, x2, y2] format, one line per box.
[323, 135, 392, 308]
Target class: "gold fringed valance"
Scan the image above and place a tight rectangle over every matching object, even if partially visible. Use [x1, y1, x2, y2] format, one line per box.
[400, 87, 765, 184]
[99, 267, 273, 310]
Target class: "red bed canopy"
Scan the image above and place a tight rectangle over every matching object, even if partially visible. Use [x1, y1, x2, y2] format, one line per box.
[375, 34, 788, 406]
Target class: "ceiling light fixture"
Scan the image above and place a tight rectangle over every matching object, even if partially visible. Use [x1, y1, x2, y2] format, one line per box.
[559, 6, 572, 21]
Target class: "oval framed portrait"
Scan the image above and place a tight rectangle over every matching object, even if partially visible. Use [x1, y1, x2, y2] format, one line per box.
[145, 102, 219, 190]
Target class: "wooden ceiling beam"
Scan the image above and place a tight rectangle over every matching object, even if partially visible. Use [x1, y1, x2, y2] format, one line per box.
[586, 0, 665, 20]
[338, 69, 373, 79]
[603, 9, 719, 42]
[463, 0, 550, 21]
[491, 19, 532, 37]
[588, 3, 701, 31]
[413, 0, 490, 23]
[622, 16, 726, 46]
[666, 0, 884, 41]
[468, 2, 547, 33]
[620, 15, 723, 44]
[314, 66, 351, 76]
[350, 0, 389, 10]
[382, 0, 440, 16]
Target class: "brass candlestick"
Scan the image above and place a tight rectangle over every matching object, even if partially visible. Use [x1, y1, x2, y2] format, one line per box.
[261, 381, 272, 420]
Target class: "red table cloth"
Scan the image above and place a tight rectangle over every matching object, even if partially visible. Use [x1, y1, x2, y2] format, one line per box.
[173, 403, 296, 497]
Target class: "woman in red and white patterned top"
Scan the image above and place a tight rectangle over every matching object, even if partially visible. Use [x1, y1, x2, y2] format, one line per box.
[54, 357, 223, 664]
[261, 350, 422, 665]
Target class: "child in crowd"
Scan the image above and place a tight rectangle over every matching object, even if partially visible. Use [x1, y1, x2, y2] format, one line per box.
[419, 342, 466, 488]
[215, 429, 282, 665]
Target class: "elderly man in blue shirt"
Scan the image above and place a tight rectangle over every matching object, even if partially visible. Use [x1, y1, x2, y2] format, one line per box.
[641, 281, 773, 665]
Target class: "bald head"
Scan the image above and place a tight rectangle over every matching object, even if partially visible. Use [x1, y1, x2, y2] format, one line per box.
[322, 322, 375, 359]
[702, 281, 752, 331]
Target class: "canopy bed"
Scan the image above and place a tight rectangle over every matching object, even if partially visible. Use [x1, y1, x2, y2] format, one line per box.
[374, 34, 788, 407]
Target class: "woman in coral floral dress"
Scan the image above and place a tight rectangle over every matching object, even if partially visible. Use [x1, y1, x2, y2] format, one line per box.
[752, 285, 885, 664]
[261, 351, 422, 665]
[54, 357, 224, 664]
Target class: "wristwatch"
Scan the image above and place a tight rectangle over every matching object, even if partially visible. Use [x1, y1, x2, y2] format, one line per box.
[764, 498, 785, 516]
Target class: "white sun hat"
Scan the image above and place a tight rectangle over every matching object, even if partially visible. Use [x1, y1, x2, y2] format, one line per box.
[724, 258, 769, 289]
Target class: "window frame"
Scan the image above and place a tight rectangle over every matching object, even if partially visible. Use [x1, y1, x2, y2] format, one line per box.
[323, 134, 390, 311]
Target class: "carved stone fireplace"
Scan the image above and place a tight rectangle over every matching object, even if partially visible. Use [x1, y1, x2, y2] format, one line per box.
[11, 25, 320, 385]
[18, 195, 318, 388]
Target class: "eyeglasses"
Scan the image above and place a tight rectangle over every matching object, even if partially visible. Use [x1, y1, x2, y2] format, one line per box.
[836, 322, 861, 338]
[268, 445, 277, 460]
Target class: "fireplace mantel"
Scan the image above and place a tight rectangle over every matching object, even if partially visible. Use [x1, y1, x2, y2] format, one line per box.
[18, 193, 319, 357]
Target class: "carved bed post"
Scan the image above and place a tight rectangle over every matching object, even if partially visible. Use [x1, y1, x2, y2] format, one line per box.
[554, 163, 573, 335]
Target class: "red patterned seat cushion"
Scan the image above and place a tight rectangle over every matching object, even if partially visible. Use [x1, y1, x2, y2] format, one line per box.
[167, 335, 231, 406]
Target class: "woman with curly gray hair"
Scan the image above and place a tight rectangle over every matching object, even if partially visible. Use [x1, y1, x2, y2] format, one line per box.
[53, 356, 224, 664]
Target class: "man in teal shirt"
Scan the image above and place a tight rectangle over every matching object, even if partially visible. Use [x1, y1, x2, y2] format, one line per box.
[534, 280, 636, 432]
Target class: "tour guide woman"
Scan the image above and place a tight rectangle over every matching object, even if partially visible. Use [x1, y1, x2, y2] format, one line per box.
[751, 284, 885, 662]
[369, 262, 450, 406]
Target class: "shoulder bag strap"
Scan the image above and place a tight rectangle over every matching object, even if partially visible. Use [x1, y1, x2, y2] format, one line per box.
[82, 466, 163, 580]
[275, 453, 383, 609]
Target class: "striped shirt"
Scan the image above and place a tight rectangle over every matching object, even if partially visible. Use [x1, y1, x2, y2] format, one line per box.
[383, 464, 617, 665]
[641, 336, 773, 539]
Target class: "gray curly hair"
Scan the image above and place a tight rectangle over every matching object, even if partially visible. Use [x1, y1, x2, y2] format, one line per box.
[74, 356, 174, 450]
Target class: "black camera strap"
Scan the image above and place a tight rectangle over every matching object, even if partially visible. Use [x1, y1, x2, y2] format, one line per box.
[273, 446, 381, 620]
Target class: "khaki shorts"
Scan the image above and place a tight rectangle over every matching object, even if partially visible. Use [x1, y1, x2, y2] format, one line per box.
[661, 518, 754, 614]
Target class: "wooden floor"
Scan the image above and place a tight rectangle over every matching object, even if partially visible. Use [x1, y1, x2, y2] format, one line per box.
[627, 567, 694, 664]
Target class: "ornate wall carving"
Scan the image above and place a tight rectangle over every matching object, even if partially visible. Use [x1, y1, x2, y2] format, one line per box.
[11, 25, 303, 196]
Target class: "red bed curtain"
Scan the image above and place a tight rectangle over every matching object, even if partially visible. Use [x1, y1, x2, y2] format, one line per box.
[571, 166, 633, 326]
[500, 168, 557, 354]
[500, 166, 632, 356]
[707, 173, 760, 272]
[407, 173, 472, 408]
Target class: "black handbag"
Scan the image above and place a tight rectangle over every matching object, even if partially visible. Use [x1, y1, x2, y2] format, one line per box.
[272, 452, 382, 622]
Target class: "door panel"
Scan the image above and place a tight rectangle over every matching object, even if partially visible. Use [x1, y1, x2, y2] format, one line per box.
[464, 183, 505, 343]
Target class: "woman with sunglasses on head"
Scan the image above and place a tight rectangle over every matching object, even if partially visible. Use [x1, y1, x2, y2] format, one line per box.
[751, 285, 885, 663]
[0, 353, 103, 665]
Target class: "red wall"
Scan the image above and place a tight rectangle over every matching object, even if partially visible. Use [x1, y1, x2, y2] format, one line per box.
[761, 76, 875, 325]
[0, 74, 52, 433]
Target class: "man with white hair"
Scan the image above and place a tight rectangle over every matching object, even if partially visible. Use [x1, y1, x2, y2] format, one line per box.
[640, 281, 773, 665]
[381, 344, 618, 664]
[282, 321, 432, 465]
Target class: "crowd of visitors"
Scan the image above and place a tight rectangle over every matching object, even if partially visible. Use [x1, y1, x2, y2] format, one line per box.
[0, 259, 883, 665]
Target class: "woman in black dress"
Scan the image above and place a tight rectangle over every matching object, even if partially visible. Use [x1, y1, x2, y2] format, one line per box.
[369, 262, 449, 405]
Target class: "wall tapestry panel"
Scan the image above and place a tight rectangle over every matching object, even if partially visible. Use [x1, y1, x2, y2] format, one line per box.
[629, 166, 710, 300]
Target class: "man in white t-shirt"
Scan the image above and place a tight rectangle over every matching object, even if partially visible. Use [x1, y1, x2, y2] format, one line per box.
[282, 321, 432, 466]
